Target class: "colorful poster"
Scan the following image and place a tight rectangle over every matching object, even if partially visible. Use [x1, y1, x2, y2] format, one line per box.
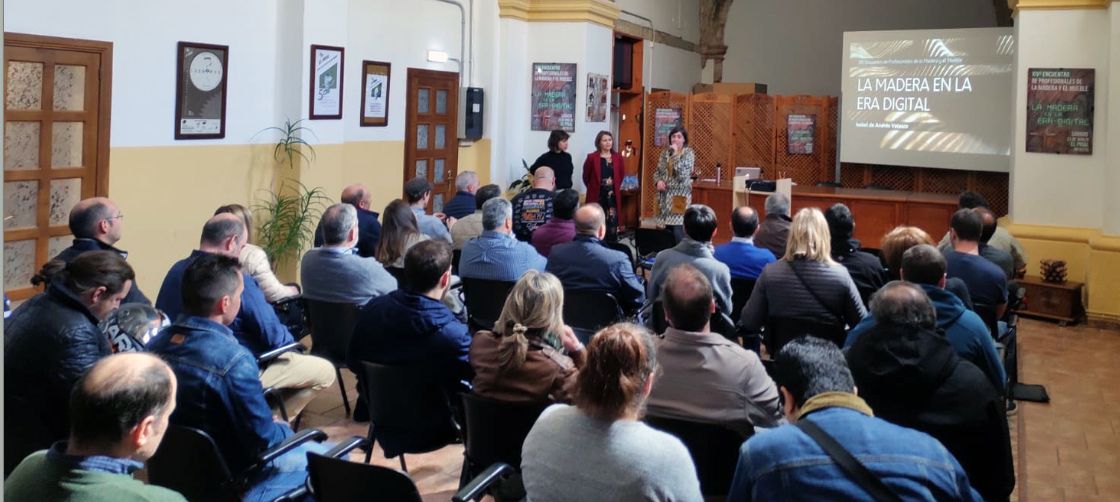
[787, 114, 815, 154]
[1026, 68, 1094, 155]
[654, 107, 682, 147]
[586, 73, 609, 122]
[531, 63, 577, 131]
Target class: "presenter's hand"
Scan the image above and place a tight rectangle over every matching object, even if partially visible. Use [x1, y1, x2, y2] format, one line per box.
[656, 180, 667, 191]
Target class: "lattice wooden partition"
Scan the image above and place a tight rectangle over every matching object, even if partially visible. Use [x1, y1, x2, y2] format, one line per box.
[688, 93, 735, 183]
[773, 95, 836, 186]
[641, 91, 691, 219]
[838, 163, 1010, 217]
[734, 93, 775, 176]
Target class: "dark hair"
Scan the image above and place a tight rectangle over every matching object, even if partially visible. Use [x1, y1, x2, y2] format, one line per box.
[475, 184, 502, 210]
[403, 177, 432, 204]
[30, 258, 68, 288]
[573, 323, 658, 420]
[824, 203, 855, 251]
[900, 244, 946, 286]
[320, 203, 357, 246]
[668, 126, 689, 147]
[403, 239, 452, 293]
[975, 207, 997, 244]
[869, 281, 936, 329]
[201, 216, 246, 247]
[683, 204, 717, 242]
[774, 336, 855, 408]
[69, 355, 173, 449]
[594, 130, 614, 153]
[69, 200, 114, 239]
[662, 264, 713, 332]
[950, 208, 982, 242]
[552, 189, 580, 220]
[730, 206, 760, 238]
[958, 191, 989, 209]
[57, 251, 135, 297]
[376, 199, 421, 265]
[547, 130, 570, 152]
[180, 253, 242, 316]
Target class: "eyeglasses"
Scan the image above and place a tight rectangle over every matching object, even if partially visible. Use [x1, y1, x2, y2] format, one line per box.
[105, 214, 125, 221]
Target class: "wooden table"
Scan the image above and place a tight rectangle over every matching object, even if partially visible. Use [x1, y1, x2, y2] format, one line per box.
[1017, 276, 1084, 325]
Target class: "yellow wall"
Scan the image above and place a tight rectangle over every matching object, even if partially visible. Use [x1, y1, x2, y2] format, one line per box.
[1008, 222, 1120, 322]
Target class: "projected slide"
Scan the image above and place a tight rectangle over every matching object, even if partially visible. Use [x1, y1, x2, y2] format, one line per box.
[840, 28, 1014, 173]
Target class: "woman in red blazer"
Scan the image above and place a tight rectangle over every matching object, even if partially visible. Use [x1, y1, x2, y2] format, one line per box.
[582, 130, 625, 240]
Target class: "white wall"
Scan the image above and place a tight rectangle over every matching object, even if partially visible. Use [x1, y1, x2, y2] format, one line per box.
[722, 0, 996, 96]
[648, 43, 701, 93]
[614, 0, 699, 43]
[1107, 7, 1120, 235]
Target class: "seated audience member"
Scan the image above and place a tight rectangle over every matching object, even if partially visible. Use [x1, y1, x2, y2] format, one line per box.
[301, 203, 397, 304]
[647, 265, 781, 430]
[976, 207, 1015, 279]
[442, 171, 481, 220]
[215, 204, 299, 302]
[314, 184, 382, 258]
[753, 192, 792, 259]
[846, 282, 1013, 501]
[881, 225, 973, 309]
[50, 197, 149, 304]
[944, 209, 1008, 317]
[713, 206, 776, 280]
[647, 204, 733, 318]
[728, 336, 981, 502]
[470, 271, 585, 403]
[377, 199, 430, 269]
[149, 254, 326, 500]
[824, 203, 887, 306]
[511, 166, 557, 241]
[451, 184, 501, 250]
[845, 245, 1006, 393]
[460, 197, 547, 281]
[531, 189, 579, 257]
[156, 213, 334, 419]
[739, 208, 867, 338]
[938, 191, 1026, 276]
[5, 353, 186, 501]
[5, 251, 134, 476]
[404, 176, 453, 242]
[349, 240, 471, 394]
[546, 204, 645, 314]
[521, 324, 703, 501]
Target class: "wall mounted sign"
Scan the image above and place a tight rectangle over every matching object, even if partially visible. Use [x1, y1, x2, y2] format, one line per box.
[653, 107, 682, 147]
[310, 45, 345, 120]
[360, 60, 391, 127]
[787, 114, 815, 154]
[586, 73, 609, 122]
[1026, 68, 1094, 155]
[531, 63, 577, 131]
[175, 41, 228, 140]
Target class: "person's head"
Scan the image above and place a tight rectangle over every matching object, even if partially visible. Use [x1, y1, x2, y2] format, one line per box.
[662, 264, 716, 332]
[321, 203, 359, 247]
[341, 184, 372, 211]
[493, 271, 567, 369]
[729, 206, 760, 238]
[784, 207, 833, 263]
[949, 208, 983, 244]
[574, 203, 607, 239]
[552, 189, 580, 221]
[474, 184, 502, 211]
[975, 207, 997, 244]
[69, 197, 123, 245]
[900, 244, 947, 288]
[823, 203, 855, 249]
[403, 177, 432, 206]
[180, 253, 243, 325]
[68, 353, 176, 461]
[455, 171, 480, 194]
[683, 204, 718, 243]
[403, 239, 453, 297]
[958, 191, 989, 210]
[764, 192, 790, 217]
[547, 130, 570, 152]
[532, 166, 556, 190]
[213, 204, 253, 242]
[376, 199, 422, 265]
[869, 281, 936, 330]
[880, 226, 934, 278]
[60, 251, 135, 321]
[573, 323, 659, 421]
[774, 336, 856, 420]
[668, 126, 689, 149]
[594, 130, 614, 153]
[482, 197, 513, 233]
[199, 213, 248, 258]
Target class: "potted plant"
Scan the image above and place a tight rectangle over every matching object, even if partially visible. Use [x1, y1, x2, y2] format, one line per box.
[253, 119, 328, 268]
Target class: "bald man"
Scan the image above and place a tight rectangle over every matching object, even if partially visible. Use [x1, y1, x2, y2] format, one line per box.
[510, 165, 557, 241]
[713, 206, 777, 281]
[314, 183, 382, 257]
[52, 197, 150, 305]
[546, 203, 644, 314]
[6, 353, 186, 501]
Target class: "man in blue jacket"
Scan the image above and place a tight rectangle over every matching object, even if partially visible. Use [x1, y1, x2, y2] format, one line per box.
[314, 183, 382, 258]
[546, 203, 644, 314]
[51, 197, 150, 304]
[713, 206, 776, 280]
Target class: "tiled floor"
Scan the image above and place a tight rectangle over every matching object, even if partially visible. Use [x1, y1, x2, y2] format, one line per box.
[297, 317, 1120, 501]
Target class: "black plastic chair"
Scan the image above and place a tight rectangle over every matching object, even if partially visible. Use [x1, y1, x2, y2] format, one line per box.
[360, 361, 462, 471]
[635, 228, 676, 271]
[765, 317, 847, 355]
[385, 266, 406, 285]
[460, 394, 549, 479]
[452, 249, 463, 275]
[306, 299, 361, 418]
[644, 415, 751, 497]
[271, 295, 309, 340]
[645, 300, 739, 342]
[973, 303, 1001, 341]
[730, 278, 757, 323]
[461, 278, 516, 332]
[563, 290, 624, 344]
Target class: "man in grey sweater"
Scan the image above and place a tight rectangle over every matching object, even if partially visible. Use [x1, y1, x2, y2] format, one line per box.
[646, 204, 733, 317]
[301, 203, 397, 305]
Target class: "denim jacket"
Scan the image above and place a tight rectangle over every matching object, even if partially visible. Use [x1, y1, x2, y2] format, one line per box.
[147, 316, 291, 473]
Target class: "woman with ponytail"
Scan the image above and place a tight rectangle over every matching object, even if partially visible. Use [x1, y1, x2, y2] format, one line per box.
[469, 270, 584, 403]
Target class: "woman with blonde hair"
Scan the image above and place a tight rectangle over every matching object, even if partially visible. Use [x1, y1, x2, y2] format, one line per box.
[213, 204, 299, 302]
[469, 270, 584, 403]
[740, 207, 866, 348]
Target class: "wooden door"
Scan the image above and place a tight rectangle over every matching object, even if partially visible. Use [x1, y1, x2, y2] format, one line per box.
[403, 69, 458, 213]
[4, 34, 112, 301]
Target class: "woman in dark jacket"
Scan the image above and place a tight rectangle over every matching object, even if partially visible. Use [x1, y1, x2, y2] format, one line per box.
[530, 130, 574, 189]
[582, 130, 625, 240]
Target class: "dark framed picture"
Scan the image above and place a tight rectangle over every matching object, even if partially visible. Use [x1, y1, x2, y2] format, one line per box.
[175, 41, 228, 140]
[360, 60, 391, 127]
[309, 44, 345, 120]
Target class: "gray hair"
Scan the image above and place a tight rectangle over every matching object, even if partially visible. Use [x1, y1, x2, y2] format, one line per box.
[765, 192, 790, 217]
[869, 281, 937, 329]
[321, 203, 357, 246]
[482, 197, 512, 231]
[455, 171, 478, 192]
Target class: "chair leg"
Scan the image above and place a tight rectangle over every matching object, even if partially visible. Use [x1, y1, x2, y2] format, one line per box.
[336, 367, 351, 418]
[364, 422, 375, 464]
[399, 455, 408, 473]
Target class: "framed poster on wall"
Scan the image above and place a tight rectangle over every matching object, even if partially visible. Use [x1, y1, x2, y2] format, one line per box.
[586, 73, 609, 122]
[787, 114, 815, 154]
[1026, 68, 1094, 155]
[531, 63, 577, 131]
[653, 107, 682, 147]
[360, 60, 391, 127]
[309, 45, 345, 120]
[174, 41, 228, 140]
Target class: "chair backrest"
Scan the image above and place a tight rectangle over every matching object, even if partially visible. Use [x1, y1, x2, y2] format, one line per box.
[461, 278, 516, 332]
[766, 317, 847, 354]
[360, 361, 460, 458]
[635, 228, 676, 258]
[385, 266, 406, 285]
[563, 290, 624, 343]
[272, 296, 309, 340]
[730, 278, 756, 323]
[306, 300, 360, 365]
[973, 303, 1000, 340]
[148, 425, 235, 501]
[307, 452, 422, 502]
[452, 249, 463, 275]
[460, 393, 549, 477]
[644, 415, 750, 496]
